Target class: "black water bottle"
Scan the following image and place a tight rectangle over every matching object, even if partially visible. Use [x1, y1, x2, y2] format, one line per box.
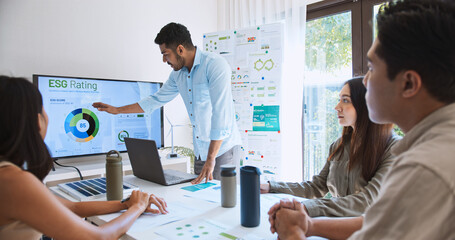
[240, 166, 262, 227]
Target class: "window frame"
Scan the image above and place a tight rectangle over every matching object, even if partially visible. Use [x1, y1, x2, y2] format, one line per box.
[307, 0, 385, 76]
[361, 0, 387, 73]
[302, 0, 386, 180]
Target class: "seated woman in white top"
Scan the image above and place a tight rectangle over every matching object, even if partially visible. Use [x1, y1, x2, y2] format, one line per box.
[0, 76, 168, 239]
[261, 77, 399, 217]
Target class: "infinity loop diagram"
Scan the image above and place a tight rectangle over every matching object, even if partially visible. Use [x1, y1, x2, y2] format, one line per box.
[254, 59, 275, 71]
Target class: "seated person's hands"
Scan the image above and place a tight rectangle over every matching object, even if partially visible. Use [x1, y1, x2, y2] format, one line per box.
[145, 194, 168, 214]
[123, 191, 168, 214]
[274, 199, 313, 240]
[268, 198, 295, 233]
[268, 198, 311, 235]
[123, 190, 150, 212]
[268, 198, 309, 233]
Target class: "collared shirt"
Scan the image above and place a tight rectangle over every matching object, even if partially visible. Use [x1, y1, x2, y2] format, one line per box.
[138, 47, 241, 160]
[269, 135, 399, 217]
[349, 103, 455, 240]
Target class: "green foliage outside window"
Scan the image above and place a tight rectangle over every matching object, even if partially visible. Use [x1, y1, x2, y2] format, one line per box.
[306, 12, 352, 73]
[393, 125, 404, 137]
[304, 12, 351, 180]
[303, 4, 402, 180]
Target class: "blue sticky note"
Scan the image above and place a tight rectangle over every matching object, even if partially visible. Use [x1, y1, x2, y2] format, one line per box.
[181, 182, 217, 192]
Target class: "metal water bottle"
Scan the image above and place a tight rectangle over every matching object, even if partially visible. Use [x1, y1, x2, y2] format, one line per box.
[240, 166, 262, 227]
[221, 165, 236, 208]
[106, 150, 123, 201]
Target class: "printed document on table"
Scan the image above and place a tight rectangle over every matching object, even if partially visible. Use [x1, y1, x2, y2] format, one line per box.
[100, 201, 198, 233]
[183, 184, 223, 203]
[155, 219, 251, 240]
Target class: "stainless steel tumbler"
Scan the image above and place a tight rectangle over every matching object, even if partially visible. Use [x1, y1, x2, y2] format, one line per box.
[221, 165, 236, 208]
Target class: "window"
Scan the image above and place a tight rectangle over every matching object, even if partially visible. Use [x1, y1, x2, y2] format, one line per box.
[303, 0, 386, 181]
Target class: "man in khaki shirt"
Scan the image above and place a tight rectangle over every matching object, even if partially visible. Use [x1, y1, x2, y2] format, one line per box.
[268, 0, 455, 239]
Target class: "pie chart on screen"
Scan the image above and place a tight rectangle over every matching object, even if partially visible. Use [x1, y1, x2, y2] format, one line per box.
[64, 108, 99, 142]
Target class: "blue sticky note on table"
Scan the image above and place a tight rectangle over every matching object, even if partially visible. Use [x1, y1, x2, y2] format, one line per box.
[181, 182, 217, 192]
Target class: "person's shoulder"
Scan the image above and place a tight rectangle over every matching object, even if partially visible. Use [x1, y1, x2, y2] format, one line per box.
[388, 158, 455, 196]
[200, 50, 221, 60]
[383, 134, 401, 154]
[329, 137, 343, 152]
[394, 135, 455, 191]
[200, 50, 228, 67]
[389, 134, 402, 145]
[0, 163, 39, 185]
[332, 137, 343, 145]
[0, 163, 41, 198]
[402, 126, 455, 165]
[0, 162, 23, 181]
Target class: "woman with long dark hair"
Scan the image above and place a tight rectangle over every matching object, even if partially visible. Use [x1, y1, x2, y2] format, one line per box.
[262, 77, 399, 217]
[0, 76, 168, 239]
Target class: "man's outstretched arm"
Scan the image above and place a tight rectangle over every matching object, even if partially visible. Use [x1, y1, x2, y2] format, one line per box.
[92, 102, 144, 114]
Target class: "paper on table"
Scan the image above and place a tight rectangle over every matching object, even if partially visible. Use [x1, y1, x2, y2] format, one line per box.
[100, 201, 198, 233]
[261, 193, 308, 214]
[154, 219, 234, 240]
[181, 182, 217, 192]
[220, 226, 278, 240]
[237, 234, 276, 240]
[183, 184, 223, 203]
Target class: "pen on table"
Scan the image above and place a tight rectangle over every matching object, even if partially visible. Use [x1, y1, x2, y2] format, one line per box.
[121, 196, 130, 203]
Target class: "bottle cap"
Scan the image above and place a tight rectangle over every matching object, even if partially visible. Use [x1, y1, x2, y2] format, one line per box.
[106, 150, 122, 162]
[240, 166, 262, 175]
[221, 165, 236, 177]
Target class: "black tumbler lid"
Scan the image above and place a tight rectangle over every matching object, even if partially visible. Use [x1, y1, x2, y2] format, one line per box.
[240, 165, 262, 175]
[221, 165, 236, 177]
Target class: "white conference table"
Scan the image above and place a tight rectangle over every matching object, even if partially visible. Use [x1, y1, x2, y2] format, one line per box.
[55, 175, 326, 240]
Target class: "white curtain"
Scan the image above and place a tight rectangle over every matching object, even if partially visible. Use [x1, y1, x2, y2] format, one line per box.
[217, 0, 307, 181]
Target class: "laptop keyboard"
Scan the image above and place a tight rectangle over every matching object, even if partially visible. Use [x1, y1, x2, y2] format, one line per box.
[164, 174, 185, 184]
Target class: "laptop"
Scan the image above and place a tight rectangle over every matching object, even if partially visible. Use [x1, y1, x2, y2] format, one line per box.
[57, 177, 139, 201]
[124, 137, 198, 186]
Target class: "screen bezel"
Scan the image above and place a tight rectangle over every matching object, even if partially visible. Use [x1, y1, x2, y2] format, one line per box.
[33, 74, 164, 159]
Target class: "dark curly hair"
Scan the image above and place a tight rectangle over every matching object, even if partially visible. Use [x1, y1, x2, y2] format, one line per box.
[154, 22, 195, 50]
[376, 0, 455, 103]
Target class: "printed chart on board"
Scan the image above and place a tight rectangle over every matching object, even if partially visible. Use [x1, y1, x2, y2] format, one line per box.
[203, 23, 284, 181]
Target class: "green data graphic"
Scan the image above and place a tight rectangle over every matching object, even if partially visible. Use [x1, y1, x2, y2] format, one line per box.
[64, 108, 99, 142]
[155, 219, 233, 240]
[118, 130, 129, 142]
[254, 58, 275, 71]
[253, 105, 280, 131]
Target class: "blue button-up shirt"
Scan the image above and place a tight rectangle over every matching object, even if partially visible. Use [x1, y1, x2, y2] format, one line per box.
[138, 48, 241, 161]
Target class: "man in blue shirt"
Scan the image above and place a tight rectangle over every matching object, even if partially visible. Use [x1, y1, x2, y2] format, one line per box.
[93, 23, 241, 184]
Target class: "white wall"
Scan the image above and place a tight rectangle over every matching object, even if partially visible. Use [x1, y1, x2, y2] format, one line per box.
[0, 0, 218, 158]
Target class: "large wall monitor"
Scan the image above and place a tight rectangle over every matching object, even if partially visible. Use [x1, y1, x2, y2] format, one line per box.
[33, 74, 163, 159]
